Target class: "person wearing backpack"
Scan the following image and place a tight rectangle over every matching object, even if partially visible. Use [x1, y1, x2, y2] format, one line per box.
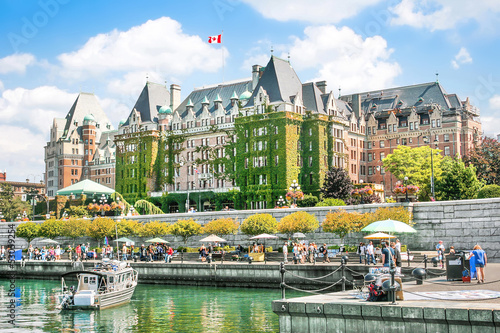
[320, 243, 329, 263]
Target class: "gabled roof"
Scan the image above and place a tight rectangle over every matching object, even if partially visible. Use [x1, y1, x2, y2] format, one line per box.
[245, 56, 303, 107]
[123, 82, 170, 126]
[302, 82, 327, 115]
[175, 79, 251, 119]
[62, 93, 112, 140]
[340, 82, 455, 115]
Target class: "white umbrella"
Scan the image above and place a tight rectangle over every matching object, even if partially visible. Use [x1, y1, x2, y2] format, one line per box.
[363, 232, 396, 240]
[292, 232, 306, 238]
[39, 239, 59, 244]
[361, 219, 417, 233]
[199, 234, 226, 243]
[249, 233, 278, 240]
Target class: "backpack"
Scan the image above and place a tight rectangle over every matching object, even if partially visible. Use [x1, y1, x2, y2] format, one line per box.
[319, 246, 325, 253]
[367, 282, 387, 302]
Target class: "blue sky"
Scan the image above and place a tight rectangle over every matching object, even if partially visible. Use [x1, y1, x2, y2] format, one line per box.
[1, 0, 500, 182]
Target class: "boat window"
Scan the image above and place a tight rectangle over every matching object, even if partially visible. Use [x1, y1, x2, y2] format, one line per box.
[84, 277, 89, 284]
[89, 277, 96, 285]
[109, 277, 114, 284]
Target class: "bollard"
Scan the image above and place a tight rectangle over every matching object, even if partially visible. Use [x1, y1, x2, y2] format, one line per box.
[407, 249, 411, 267]
[280, 262, 286, 299]
[412, 268, 426, 285]
[341, 258, 346, 292]
[389, 261, 397, 304]
[424, 254, 428, 270]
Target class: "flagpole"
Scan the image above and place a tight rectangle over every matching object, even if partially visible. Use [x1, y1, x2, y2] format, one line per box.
[221, 30, 224, 83]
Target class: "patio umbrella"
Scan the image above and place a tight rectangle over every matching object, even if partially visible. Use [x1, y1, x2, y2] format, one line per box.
[145, 237, 169, 243]
[292, 232, 306, 238]
[114, 237, 135, 245]
[199, 234, 226, 243]
[249, 234, 278, 262]
[361, 219, 417, 234]
[363, 232, 396, 240]
[39, 239, 59, 244]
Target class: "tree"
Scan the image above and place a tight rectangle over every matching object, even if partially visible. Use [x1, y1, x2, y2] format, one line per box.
[320, 167, 353, 200]
[0, 183, 31, 221]
[477, 184, 500, 199]
[203, 218, 239, 236]
[86, 217, 116, 245]
[135, 199, 164, 215]
[383, 145, 443, 200]
[435, 157, 483, 201]
[140, 220, 169, 237]
[169, 218, 202, 244]
[363, 206, 413, 225]
[66, 206, 90, 218]
[15, 222, 40, 245]
[277, 211, 319, 238]
[464, 137, 500, 185]
[61, 218, 89, 246]
[240, 213, 277, 236]
[116, 219, 143, 237]
[39, 219, 64, 239]
[322, 209, 362, 243]
[316, 198, 346, 207]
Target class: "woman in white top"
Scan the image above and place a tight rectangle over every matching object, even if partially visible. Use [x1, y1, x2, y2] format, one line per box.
[55, 245, 61, 260]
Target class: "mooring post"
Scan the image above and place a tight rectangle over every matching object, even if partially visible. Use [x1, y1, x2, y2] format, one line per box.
[280, 262, 286, 299]
[341, 258, 346, 292]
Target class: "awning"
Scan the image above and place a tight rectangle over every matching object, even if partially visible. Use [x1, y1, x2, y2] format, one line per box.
[56, 179, 115, 196]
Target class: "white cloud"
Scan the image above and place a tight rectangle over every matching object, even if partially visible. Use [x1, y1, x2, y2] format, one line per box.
[451, 47, 472, 69]
[273, 25, 401, 93]
[390, 0, 500, 31]
[242, 0, 383, 24]
[0, 80, 4, 92]
[57, 17, 227, 80]
[0, 86, 76, 133]
[489, 94, 500, 109]
[0, 53, 36, 74]
[481, 95, 500, 136]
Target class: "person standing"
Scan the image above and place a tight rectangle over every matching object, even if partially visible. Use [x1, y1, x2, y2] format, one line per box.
[75, 244, 81, 261]
[28, 244, 33, 261]
[395, 239, 401, 253]
[470, 245, 487, 283]
[366, 241, 375, 265]
[282, 242, 288, 263]
[391, 242, 402, 274]
[436, 240, 445, 268]
[381, 241, 393, 268]
[357, 242, 366, 264]
[321, 243, 330, 263]
[67, 245, 72, 261]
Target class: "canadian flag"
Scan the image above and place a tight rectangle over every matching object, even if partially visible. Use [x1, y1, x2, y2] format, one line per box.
[208, 34, 222, 44]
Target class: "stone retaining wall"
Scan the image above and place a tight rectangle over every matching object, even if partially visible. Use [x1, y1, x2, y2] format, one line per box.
[2, 198, 500, 261]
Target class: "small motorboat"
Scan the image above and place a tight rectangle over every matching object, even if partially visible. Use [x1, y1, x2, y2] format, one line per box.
[57, 258, 138, 310]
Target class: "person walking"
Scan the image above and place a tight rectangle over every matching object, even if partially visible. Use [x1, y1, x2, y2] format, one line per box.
[391, 242, 402, 274]
[357, 242, 366, 264]
[381, 241, 393, 268]
[366, 241, 375, 265]
[320, 243, 330, 263]
[282, 242, 288, 263]
[470, 245, 487, 283]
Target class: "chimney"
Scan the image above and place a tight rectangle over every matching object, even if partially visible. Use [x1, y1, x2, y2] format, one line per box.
[352, 94, 362, 118]
[170, 84, 181, 111]
[252, 65, 261, 91]
[316, 81, 327, 94]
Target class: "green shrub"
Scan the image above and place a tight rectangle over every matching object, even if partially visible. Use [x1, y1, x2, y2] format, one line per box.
[297, 194, 319, 207]
[316, 198, 346, 207]
[241, 213, 277, 236]
[477, 184, 500, 199]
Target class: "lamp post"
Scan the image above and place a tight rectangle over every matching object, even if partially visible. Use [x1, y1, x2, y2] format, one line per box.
[99, 194, 107, 217]
[289, 180, 300, 206]
[277, 196, 285, 208]
[424, 136, 439, 199]
[404, 176, 409, 203]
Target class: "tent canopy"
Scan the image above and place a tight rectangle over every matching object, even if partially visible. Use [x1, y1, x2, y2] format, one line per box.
[361, 219, 417, 233]
[56, 179, 115, 196]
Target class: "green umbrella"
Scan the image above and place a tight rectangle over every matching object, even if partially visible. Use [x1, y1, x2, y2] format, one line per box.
[361, 219, 417, 233]
[114, 237, 135, 244]
[146, 237, 169, 243]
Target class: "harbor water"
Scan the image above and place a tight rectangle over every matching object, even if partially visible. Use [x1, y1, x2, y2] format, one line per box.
[0, 279, 296, 332]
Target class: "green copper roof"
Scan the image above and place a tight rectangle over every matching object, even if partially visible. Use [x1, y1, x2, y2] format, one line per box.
[201, 96, 209, 104]
[186, 98, 194, 107]
[83, 114, 95, 122]
[214, 94, 222, 102]
[159, 105, 172, 114]
[231, 91, 239, 99]
[239, 90, 252, 100]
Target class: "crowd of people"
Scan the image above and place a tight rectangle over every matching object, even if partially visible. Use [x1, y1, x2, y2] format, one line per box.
[356, 240, 403, 273]
[284, 242, 330, 264]
[26, 244, 62, 261]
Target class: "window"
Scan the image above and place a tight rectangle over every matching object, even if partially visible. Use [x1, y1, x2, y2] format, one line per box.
[309, 156, 313, 167]
[380, 140, 385, 148]
[410, 122, 414, 130]
[309, 128, 312, 136]
[437, 119, 441, 127]
[309, 142, 313, 151]
[393, 124, 396, 132]
[368, 153, 373, 162]
[380, 152, 385, 161]
[367, 127, 371, 135]
[368, 142, 372, 149]
[432, 119, 436, 128]
[275, 140, 279, 150]
[275, 155, 279, 166]
[275, 126, 278, 134]
[444, 146, 450, 156]
[368, 167, 373, 175]
[444, 134, 450, 142]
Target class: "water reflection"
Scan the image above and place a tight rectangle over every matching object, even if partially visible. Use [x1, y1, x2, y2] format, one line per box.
[0, 279, 294, 332]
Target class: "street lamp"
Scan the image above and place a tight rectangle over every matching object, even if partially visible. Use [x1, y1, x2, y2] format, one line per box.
[277, 196, 285, 208]
[404, 176, 409, 203]
[99, 194, 107, 217]
[289, 180, 300, 207]
[423, 136, 439, 199]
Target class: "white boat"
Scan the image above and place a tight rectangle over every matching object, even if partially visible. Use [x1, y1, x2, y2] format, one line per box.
[57, 258, 138, 310]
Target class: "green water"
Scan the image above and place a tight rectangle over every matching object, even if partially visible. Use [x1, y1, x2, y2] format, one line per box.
[0, 279, 295, 332]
